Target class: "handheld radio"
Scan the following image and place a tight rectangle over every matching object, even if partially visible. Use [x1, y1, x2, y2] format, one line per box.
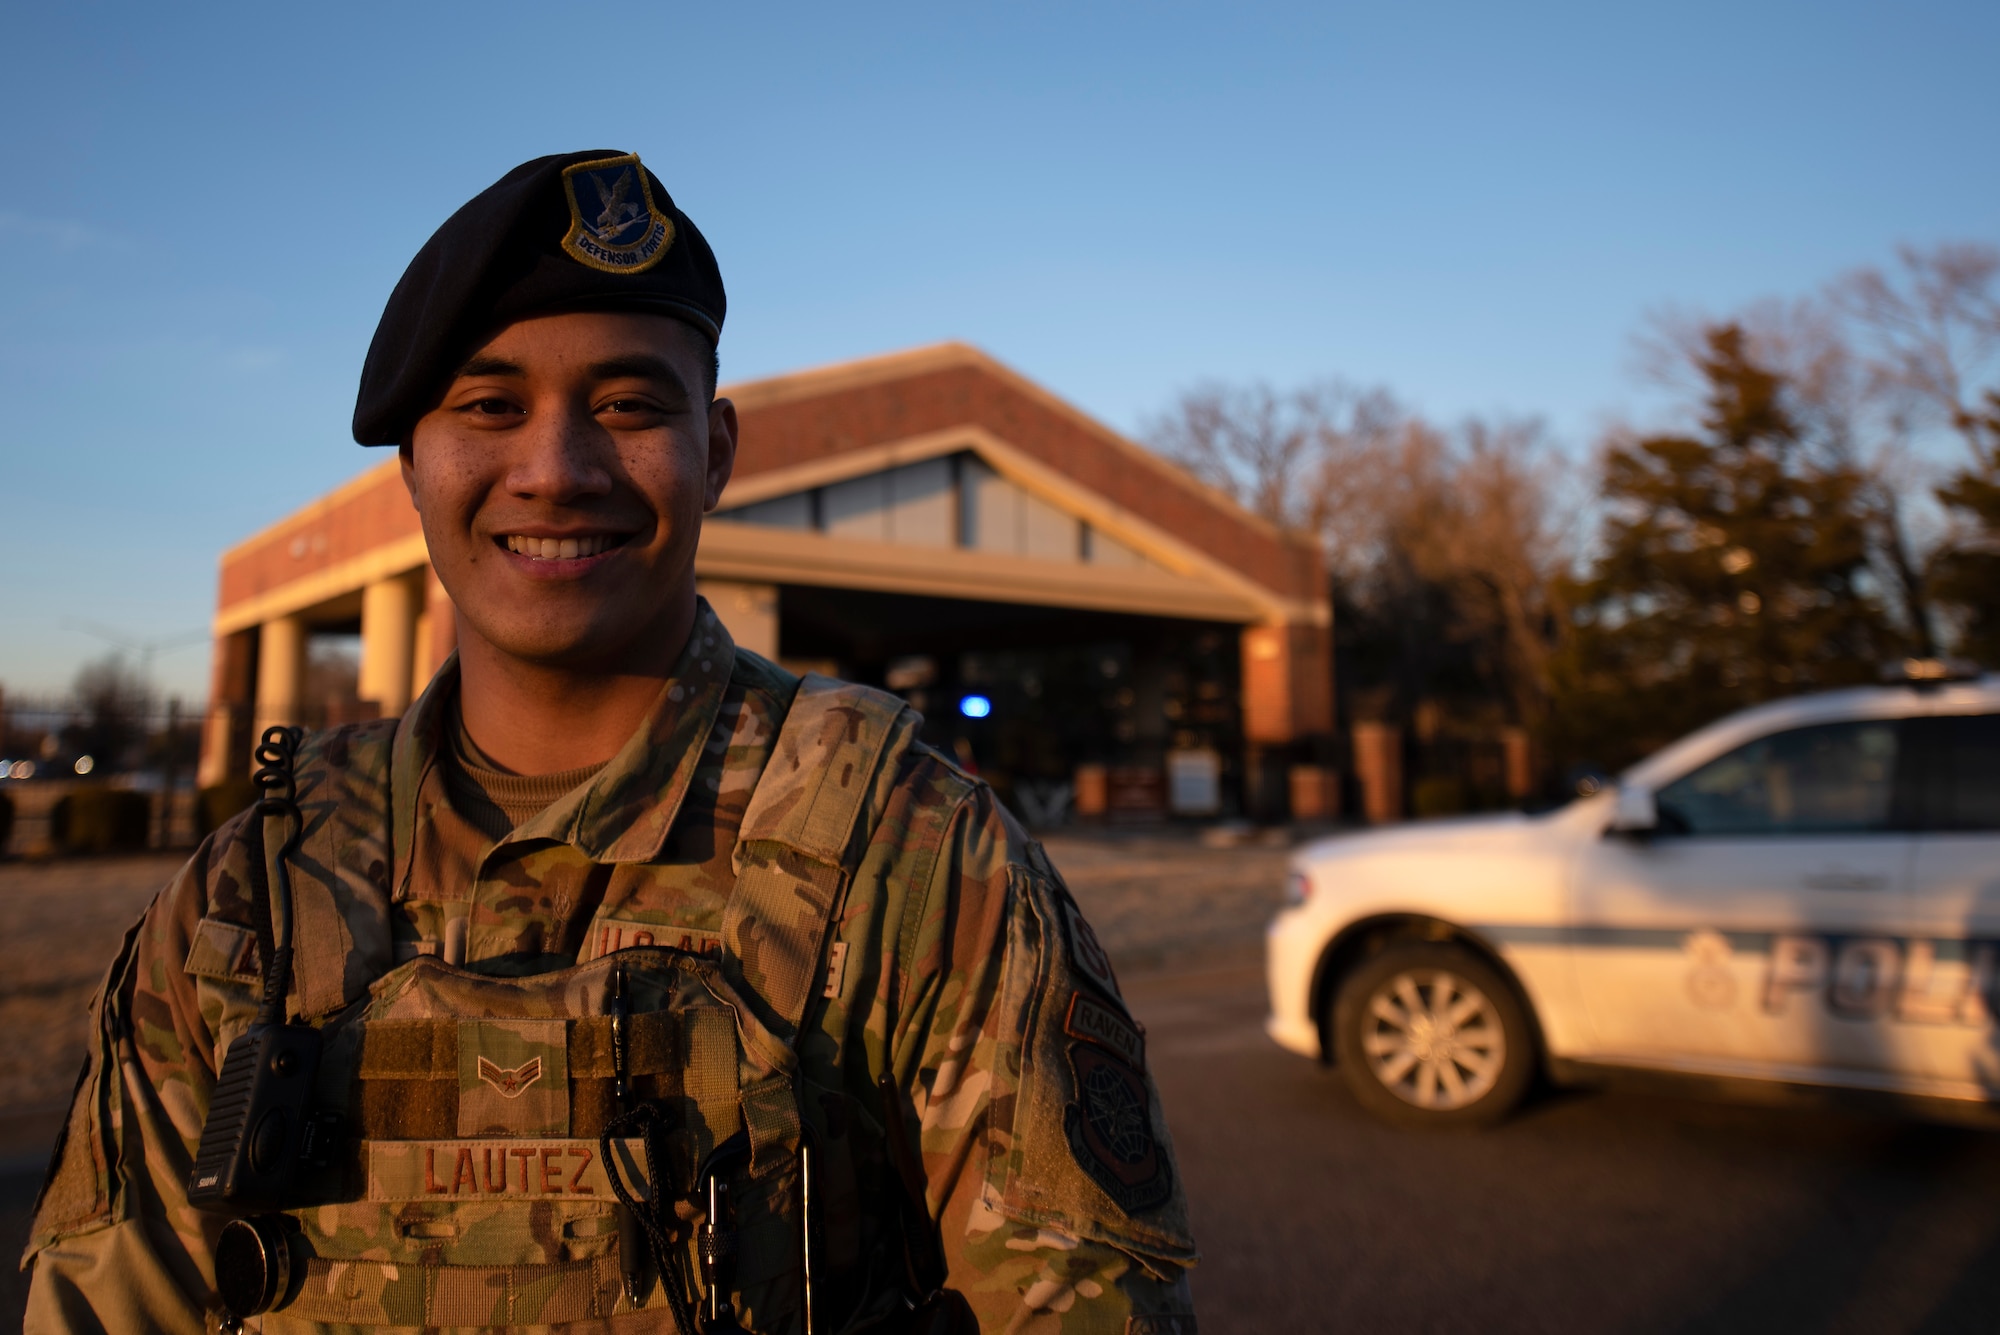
[187, 728, 333, 1320]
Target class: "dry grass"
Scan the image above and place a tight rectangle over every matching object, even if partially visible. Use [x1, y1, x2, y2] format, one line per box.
[0, 855, 182, 1114]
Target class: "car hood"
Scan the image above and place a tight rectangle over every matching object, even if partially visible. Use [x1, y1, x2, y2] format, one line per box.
[1294, 811, 1536, 864]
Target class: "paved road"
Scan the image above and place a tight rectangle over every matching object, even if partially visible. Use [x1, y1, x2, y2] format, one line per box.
[1126, 960, 2000, 1335]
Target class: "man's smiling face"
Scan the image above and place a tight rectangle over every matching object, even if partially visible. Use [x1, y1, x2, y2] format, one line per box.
[401, 311, 736, 673]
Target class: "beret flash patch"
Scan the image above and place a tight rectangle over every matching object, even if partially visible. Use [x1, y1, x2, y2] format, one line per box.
[560, 153, 674, 274]
[1064, 1042, 1171, 1213]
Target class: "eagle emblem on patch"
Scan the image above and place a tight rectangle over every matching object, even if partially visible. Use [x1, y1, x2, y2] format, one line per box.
[477, 1056, 544, 1099]
[560, 154, 674, 274]
[1063, 1043, 1171, 1213]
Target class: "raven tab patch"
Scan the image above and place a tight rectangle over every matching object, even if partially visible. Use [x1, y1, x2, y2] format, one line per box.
[1066, 991, 1145, 1068]
[560, 153, 674, 274]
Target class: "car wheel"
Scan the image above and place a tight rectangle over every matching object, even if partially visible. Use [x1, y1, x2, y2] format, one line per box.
[1330, 940, 1534, 1127]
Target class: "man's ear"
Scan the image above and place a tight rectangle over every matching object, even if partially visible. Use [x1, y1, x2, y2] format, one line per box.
[399, 442, 421, 514]
[703, 397, 739, 512]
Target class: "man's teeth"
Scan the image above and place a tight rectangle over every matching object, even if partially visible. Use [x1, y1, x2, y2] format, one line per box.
[503, 534, 616, 560]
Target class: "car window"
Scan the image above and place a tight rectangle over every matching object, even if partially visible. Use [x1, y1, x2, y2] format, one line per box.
[1908, 713, 2000, 832]
[1655, 721, 1901, 836]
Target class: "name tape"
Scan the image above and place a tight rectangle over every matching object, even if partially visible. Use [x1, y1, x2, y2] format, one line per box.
[367, 1138, 650, 1202]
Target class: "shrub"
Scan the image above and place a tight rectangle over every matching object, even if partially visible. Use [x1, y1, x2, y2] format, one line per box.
[197, 778, 259, 840]
[1410, 776, 1468, 819]
[50, 786, 152, 855]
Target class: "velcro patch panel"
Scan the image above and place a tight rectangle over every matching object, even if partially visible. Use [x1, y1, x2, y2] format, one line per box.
[183, 917, 261, 984]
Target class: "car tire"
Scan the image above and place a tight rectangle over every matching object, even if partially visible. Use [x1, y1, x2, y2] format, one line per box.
[1330, 940, 1535, 1128]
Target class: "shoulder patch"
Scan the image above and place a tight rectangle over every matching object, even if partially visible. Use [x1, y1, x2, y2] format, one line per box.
[1060, 897, 1122, 999]
[1066, 991, 1145, 1068]
[560, 153, 674, 274]
[1064, 1043, 1171, 1214]
[183, 917, 261, 984]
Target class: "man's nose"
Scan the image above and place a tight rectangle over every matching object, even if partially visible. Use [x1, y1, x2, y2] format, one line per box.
[504, 404, 615, 502]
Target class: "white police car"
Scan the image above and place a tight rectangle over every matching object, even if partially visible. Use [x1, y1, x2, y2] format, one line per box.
[1265, 672, 2000, 1125]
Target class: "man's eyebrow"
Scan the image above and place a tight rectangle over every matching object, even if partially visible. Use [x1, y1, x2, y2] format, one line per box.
[453, 355, 525, 379]
[587, 354, 687, 387]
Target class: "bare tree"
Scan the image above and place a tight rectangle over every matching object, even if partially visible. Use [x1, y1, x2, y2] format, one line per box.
[1145, 379, 1404, 550]
[1834, 244, 2000, 656]
[1399, 418, 1575, 734]
[1149, 383, 1574, 748]
[1837, 242, 2000, 455]
[66, 653, 154, 772]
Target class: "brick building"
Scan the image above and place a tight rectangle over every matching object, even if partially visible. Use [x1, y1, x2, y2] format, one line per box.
[198, 344, 1333, 820]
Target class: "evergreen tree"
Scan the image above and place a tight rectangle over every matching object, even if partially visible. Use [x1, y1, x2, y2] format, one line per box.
[1550, 325, 1907, 772]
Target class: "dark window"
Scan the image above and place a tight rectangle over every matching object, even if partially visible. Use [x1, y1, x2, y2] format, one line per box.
[1905, 714, 2000, 832]
[1655, 721, 1902, 836]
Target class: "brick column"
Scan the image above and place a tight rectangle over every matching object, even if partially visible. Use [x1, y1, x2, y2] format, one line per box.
[1502, 726, 1534, 803]
[1241, 619, 1334, 819]
[410, 565, 457, 702]
[1240, 621, 1334, 744]
[196, 628, 258, 786]
[1351, 722, 1403, 824]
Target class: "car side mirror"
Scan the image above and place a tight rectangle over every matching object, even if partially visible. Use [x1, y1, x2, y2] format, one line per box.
[1609, 784, 1658, 835]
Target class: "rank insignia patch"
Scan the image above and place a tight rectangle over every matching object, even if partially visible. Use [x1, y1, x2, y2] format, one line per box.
[477, 1056, 544, 1099]
[459, 1018, 568, 1136]
[1064, 1043, 1171, 1213]
[560, 153, 674, 274]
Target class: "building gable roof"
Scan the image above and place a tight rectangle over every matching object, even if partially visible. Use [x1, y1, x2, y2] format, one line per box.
[719, 343, 1324, 605]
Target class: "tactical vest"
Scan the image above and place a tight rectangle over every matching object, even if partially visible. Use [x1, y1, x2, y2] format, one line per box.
[240, 676, 931, 1333]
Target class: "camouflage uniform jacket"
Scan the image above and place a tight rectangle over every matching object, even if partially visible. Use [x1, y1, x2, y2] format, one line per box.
[24, 603, 1199, 1333]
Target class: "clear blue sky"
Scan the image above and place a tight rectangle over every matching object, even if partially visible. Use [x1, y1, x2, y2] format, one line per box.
[3, 0, 1995, 701]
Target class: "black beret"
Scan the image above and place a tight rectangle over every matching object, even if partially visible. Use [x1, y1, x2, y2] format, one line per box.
[352, 150, 725, 446]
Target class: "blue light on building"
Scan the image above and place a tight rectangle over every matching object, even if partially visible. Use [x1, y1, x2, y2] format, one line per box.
[959, 694, 993, 719]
